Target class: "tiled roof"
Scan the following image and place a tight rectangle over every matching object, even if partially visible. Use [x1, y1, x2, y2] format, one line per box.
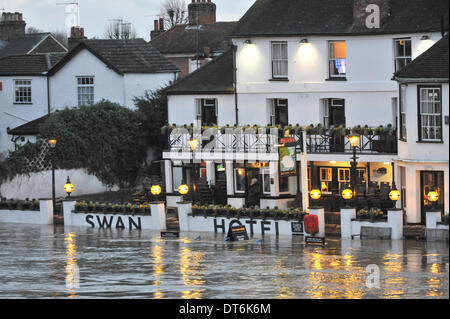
[150, 22, 238, 55]
[231, 0, 449, 37]
[49, 39, 179, 75]
[163, 49, 234, 95]
[0, 33, 66, 58]
[394, 34, 449, 80]
[7, 115, 49, 136]
[0, 53, 66, 76]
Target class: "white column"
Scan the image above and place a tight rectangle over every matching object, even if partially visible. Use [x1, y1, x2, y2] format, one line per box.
[63, 201, 76, 226]
[39, 199, 54, 225]
[405, 166, 420, 223]
[301, 131, 309, 210]
[270, 161, 279, 197]
[426, 211, 442, 229]
[176, 202, 192, 232]
[387, 209, 403, 240]
[226, 161, 234, 196]
[206, 161, 215, 185]
[340, 208, 356, 239]
[150, 202, 166, 231]
[309, 207, 325, 238]
[164, 160, 173, 193]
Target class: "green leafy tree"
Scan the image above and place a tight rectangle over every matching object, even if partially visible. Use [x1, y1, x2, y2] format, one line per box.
[38, 100, 147, 188]
[133, 89, 169, 156]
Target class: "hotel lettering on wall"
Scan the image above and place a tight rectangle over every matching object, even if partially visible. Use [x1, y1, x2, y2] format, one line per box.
[85, 214, 142, 230]
[214, 218, 303, 236]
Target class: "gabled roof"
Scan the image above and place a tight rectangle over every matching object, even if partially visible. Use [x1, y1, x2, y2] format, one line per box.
[0, 33, 67, 58]
[0, 53, 66, 76]
[48, 39, 179, 76]
[393, 34, 449, 82]
[150, 22, 238, 55]
[7, 114, 49, 136]
[163, 49, 234, 95]
[231, 0, 449, 37]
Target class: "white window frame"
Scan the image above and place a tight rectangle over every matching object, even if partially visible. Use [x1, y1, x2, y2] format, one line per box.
[419, 87, 442, 142]
[261, 167, 271, 195]
[394, 38, 412, 72]
[320, 168, 332, 182]
[196, 98, 218, 126]
[399, 85, 407, 140]
[14, 79, 32, 104]
[338, 168, 350, 183]
[77, 76, 95, 107]
[271, 41, 288, 79]
[234, 168, 246, 194]
[328, 41, 346, 78]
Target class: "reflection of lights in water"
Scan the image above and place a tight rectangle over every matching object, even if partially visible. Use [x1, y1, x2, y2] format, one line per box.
[152, 244, 164, 299]
[382, 253, 404, 298]
[427, 263, 444, 298]
[274, 257, 296, 299]
[180, 247, 205, 299]
[305, 249, 365, 299]
[64, 232, 79, 298]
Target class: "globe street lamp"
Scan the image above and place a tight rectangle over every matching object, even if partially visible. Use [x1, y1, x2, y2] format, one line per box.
[310, 188, 322, 208]
[64, 176, 74, 198]
[341, 186, 353, 207]
[150, 185, 162, 202]
[427, 190, 439, 210]
[178, 184, 189, 196]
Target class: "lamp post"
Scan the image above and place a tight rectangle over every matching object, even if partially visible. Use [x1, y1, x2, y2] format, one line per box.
[188, 138, 199, 203]
[348, 133, 360, 207]
[47, 138, 57, 211]
[389, 184, 401, 208]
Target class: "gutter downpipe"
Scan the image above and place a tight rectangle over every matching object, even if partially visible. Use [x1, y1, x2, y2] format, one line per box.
[232, 44, 239, 126]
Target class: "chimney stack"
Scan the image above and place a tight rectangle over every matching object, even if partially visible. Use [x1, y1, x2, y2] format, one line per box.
[150, 18, 166, 40]
[68, 26, 86, 50]
[0, 12, 26, 42]
[188, 0, 216, 25]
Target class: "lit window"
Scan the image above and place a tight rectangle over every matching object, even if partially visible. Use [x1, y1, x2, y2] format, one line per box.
[329, 41, 346, 77]
[394, 38, 412, 72]
[418, 87, 442, 142]
[271, 41, 288, 79]
[77, 76, 94, 106]
[234, 168, 246, 193]
[14, 80, 32, 103]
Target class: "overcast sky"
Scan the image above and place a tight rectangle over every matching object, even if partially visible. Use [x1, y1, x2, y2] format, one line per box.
[1, 0, 255, 40]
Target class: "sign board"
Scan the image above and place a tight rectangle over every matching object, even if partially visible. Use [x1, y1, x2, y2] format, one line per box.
[291, 222, 304, 235]
[227, 220, 249, 241]
[217, 164, 225, 172]
[305, 236, 326, 245]
[279, 137, 297, 176]
[161, 231, 180, 239]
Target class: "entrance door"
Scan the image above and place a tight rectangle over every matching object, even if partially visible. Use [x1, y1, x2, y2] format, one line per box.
[420, 171, 444, 224]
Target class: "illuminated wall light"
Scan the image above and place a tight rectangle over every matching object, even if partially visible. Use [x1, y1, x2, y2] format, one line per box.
[330, 161, 337, 164]
[300, 38, 308, 44]
[244, 39, 252, 44]
[420, 35, 429, 40]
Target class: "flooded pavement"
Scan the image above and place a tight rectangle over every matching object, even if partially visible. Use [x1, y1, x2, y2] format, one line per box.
[0, 223, 448, 299]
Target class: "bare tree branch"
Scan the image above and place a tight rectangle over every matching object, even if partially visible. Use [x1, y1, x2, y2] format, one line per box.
[159, 0, 189, 29]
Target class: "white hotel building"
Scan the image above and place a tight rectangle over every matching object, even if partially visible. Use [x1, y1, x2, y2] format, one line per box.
[162, 0, 449, 224]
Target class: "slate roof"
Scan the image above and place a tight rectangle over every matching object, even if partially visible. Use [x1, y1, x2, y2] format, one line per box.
[48, 39, 179, 75]
[7, 114, 49, 136]
[163, 49, 234, 95]
[0, 33, 66, 58]
[150, 22, 238, 55]
[0, 53, 66, 76]
[393, 34, 449, 81]
[231, 0, 449, 37]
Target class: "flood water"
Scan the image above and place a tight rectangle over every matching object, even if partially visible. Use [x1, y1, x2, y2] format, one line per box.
[0, 223, 448, 299]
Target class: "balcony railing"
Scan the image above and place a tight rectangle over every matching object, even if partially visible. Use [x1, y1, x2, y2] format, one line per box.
[167, 125, 397, 155]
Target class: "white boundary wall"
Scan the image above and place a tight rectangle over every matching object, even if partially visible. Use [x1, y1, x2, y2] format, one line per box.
[0, 199, 53, 225]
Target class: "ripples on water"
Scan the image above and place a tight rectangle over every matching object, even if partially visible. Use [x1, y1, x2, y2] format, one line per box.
[0, 224, 448, 299]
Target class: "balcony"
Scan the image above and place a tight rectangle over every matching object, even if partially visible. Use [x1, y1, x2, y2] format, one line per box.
[166, 125, 397, 156]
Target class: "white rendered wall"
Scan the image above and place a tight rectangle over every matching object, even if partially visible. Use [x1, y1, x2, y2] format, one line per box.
[49, 49, 125, 110]
[398, 83, 449, 162]
[0, 168, 118, 199]
[167, 94, 235, 126]
[0, 76, 48, 153]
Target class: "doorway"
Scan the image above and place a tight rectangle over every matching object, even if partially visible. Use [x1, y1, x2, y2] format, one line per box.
[420, 171, 444, 224]
[324, 99, 346, 152]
